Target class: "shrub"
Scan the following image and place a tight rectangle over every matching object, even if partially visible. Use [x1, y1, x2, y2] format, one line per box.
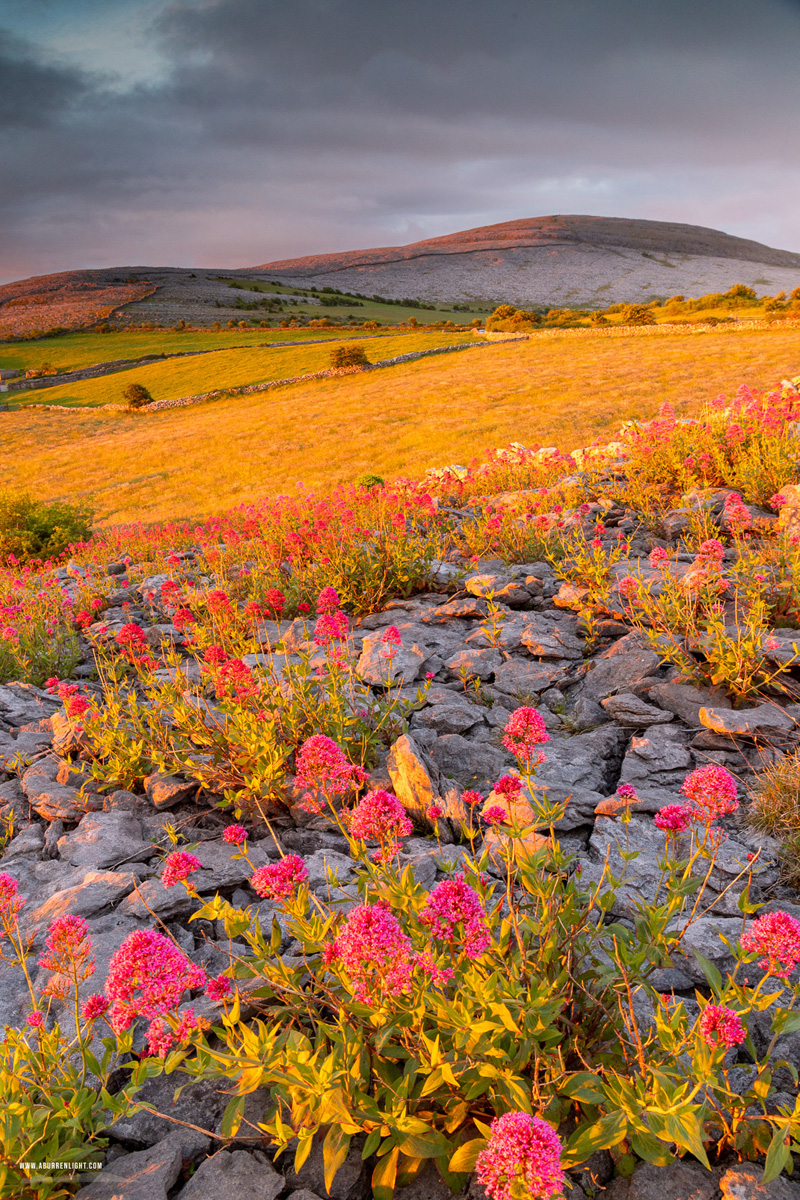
[356, 473, 385, 490]
[330, 344, 370, 368]
[621, 304, 656, 326]
[750, 750, 800, 886]
[122, 382, 153, 409]
[0, 490, 93, 563]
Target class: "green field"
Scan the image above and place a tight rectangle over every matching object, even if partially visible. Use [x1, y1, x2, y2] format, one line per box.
[217, 277, 489, 325]
[9, 330, 473, 408]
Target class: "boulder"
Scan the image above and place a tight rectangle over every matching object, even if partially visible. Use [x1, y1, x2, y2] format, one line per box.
[427, 734, 507, 791]
[118, 876, 200, 920]
[74, 1130, 191, 1200]
[720, 1162, 800, 1198]
[647, 680, 731, 726]
[444, 647, 502, 680]
[175, 1150, 284, 1200]
[519, 616, 584, 660]
[700, 703, 795, 737]
[578, 632, 660, 701]
[281, 1135, 370, 1200]
[57, 811, 152, 870]
[601, 692, 674, 726]
[387, 734, 441, 822]
[24, 870, 137, 928]
[491, 658, 567, 697]
[144, 773, 199, 810]
[109, 1073, 227, 1153]
[355, 631, 426, 687]
[412, 701, 485, 736]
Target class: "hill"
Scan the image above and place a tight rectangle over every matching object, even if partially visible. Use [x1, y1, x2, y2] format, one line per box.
[256, 214, 800, 306]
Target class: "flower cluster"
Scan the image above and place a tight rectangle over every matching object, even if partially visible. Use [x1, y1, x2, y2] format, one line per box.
[681, 764, 739, 822]
[740, 910, 800, 979]
[250, 854, 308, 901]
[37, 915, 95, 987]
[161, 851, 202, 889]
[475, 1112, 564, 1200]
[698, 1004, 746, 1049]
[105, 929, 206, 1032]
[347, 789, 412, 854]
[654, 804, 692, 833]
[222, 824, 248, 845]
[420, 876, 491, 959]
[323, 903, 414, 1003]
[0, 872, 24, 923]
[293, 734, 366, 811]
[501, 707, 550, 768]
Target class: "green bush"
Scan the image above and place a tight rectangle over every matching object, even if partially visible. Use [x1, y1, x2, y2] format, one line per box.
[621, 304, 656, 326]
[356, 473, 385, 490]
[122, 382, 153, 409]
[330, 344, 370, 369]
[0, 491, 93, 562]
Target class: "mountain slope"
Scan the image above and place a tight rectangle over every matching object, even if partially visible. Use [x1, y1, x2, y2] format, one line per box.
[255, 215, 800, 306]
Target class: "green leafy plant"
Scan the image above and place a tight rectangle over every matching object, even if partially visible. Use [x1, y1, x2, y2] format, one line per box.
[330, 344, 370, 369]
[122, 382, 153, 409]
[0, 490, 93, 563]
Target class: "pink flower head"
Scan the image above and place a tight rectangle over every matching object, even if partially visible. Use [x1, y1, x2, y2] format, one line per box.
[294, 734, 366, 809]
[115, 622, 147, 652]
[206, 589, 231, 614]
[0, 872, 24, 922]
[161, 851, 202, 889]
[616, 783, 638, 800]
[222, 825, 247, 846]
[649, 547, 669, 567]
[769, 493, 787, 510]
[420, 876, 490, 958]
[475, 1111, 564, 1200]
[316, 586, 341, 614]
[426, 804, 444, 821]
[380, 625, 402, 660]
[501, 708, 550, 766]
[348, 790, 412, 845]
[38, 915, 94, 980]
[494, 775, 523, 798]
[323, 903, 413, 1003]
[263, 587, 286, 616]
[740, 910, 800, 979]
[26, 1011, 44, 1029]
[82, 994, 110, 1022]
[698, 1004, 746, 1049]
[313, 609, 349, 646]
[618, 576, 640, 598]
[681, 764, 738, 822]
[250, 854, 308, 900]
[654, 804, 692, 833]
[206, 973, 233, 1001]
[105, 929, 206, 1032]
[462, 789, 484, 807]
[696, 539, 725, 561]
[483, 805, 509, 827]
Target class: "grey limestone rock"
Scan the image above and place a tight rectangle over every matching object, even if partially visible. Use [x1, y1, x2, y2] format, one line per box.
[58, 811, 152, 870]
[74, 1130, 191, 1200]
[175, 1149, 284, 1200]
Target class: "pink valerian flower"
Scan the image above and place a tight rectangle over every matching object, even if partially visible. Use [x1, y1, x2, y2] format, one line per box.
[348, 790, 412, 847]
[263, 587, 286, 616]
[222, 825, 247, 846]
[616, 784, 638, 801]
[380, 625, 402, 660]
[161, 851, 203, 889]
[494, 775, 523, 798]
[313, 609, 349, 646]
[204, 644, 228, 667]
[681, 764, 739, 822]
[696, 539, 725, 561]
[38, 915, 95, 982]
[293, 734, 366, 810]
[26, 1011, 44, 1029]
[769, 493, 787, 510]
[475, 1111, 565, 1200]
[412, 951, 455, 987]
[654, 804, 692, 833]
[81, 994, 110, 1022]
[145, 1007, 200, 1058]
[698, 1004, 746, 1049]
[205, 590, 232, 615]
[115, 622, 147, 653]
[462, 789, 484, 807]
[501, 708, 550, 767]
[724, 492, 751, 536]
[483, 806, 509, 828]
[649, 546, 669, 568]
[618, 576, 640, 599]
[316, 586, 341, 614]
[420, 876, 491, 959]
[206, 973, 233, 1002]
[250, 854, 308, 900]
[214, 657, 258, 702]
[740, 911, 800, 979]
[426, 804, 444, 821]
[323, 903, 414, 1003]
[105, 930, 206, 1032]
[0, 872, 24, 922]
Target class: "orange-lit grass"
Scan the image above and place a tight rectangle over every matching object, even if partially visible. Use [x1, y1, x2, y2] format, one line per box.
[4, 324, 798, 526]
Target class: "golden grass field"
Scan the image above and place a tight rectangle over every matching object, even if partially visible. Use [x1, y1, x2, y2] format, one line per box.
[14, 330, 471, 408]
[4, 324, 799, 526]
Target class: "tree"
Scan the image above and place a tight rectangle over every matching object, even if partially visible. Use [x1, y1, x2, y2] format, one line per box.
[330, 344, 370, 368]
[621, 304, 656, 326]
[123, 383, 153, 409]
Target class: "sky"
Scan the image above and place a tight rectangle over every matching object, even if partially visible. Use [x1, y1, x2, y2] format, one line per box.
[3, 0, 800, 282]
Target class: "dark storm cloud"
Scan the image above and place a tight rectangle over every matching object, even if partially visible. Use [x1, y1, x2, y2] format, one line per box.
[3, 0, 800, 280]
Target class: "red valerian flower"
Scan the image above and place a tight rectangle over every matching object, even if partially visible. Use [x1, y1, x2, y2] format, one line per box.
[161, 851, 202, 889]
[475, 1112, 564, 1200]
[222, 825, 247, 846]
[654, 804, 692, 833]
[420, 876, 490, 958]
[250, 854, 308, 900]
[681, 764, 738, 822]
[501, 707, 549, 766]
[740, 911, 800, 979]
[698, 1004, 745, 1049]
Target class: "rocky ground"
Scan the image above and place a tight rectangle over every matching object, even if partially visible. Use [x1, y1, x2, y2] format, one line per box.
[2, 494, 800, 1196]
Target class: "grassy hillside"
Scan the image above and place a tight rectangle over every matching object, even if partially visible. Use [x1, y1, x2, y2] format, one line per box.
[13, 330, 472, 408]
[3, 323, 798, 526]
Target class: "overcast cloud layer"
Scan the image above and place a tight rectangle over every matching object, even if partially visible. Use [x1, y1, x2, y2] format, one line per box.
[2, 0, 800, 282]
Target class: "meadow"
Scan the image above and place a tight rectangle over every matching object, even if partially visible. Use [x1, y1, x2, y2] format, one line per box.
[2, 322, 798, 525]
[10, 330, 472, 409]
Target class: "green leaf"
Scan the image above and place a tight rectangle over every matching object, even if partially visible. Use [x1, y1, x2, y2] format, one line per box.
[764, 1124, 792, 1184]
[693, 950, 722, 995]
[396, 1131, 451, 1160]
[362, 1130, 382, 1160]
[323, 1125, 351, 1195]
[560, 1072, 606, 1104]
[562, 1112, 628, 1167]
[448, 1138, 485, 1174]
[219, 1095, 245, 1139]
[660, 1111, 710, 1169]
[295, 1130, 314, 1173]
[372, 1145, 399, 1200]
[630, 1129, 674, 1167]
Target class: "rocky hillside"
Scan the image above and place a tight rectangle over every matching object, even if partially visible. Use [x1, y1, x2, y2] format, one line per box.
[4, 383, 800, 1196]
[257, 214, 800, 306]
